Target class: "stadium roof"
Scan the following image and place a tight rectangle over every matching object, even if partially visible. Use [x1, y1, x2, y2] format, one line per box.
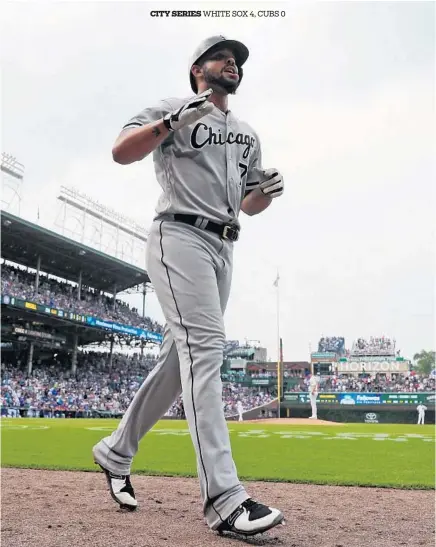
[1, 210, 149, 292]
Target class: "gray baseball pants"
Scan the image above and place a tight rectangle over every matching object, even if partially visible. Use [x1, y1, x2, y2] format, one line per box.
[93, 219, 249, 529]
[310, 393, 318, 418]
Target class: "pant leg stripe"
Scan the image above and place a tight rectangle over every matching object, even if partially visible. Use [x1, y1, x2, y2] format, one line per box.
[158, 221, 223, 523]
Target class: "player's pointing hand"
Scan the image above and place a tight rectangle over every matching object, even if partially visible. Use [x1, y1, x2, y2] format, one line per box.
[163, 89, 214, 132]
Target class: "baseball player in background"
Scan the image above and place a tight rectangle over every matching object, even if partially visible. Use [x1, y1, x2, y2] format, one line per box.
[417, 403, 427, 425]
[237, 400, 244, 422]
[309, 373, 320, 419]
[92, 35, 285, 537]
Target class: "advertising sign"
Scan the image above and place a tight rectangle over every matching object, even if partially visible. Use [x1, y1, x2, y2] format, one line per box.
[382, 393, 429, 405]
[339, 393, 382, 405]
[283, 394, 300, 402]
[318, 393, 339, 403]
[251, 379, 270, 386]
[282, 392, 434, 406]
[338, 360, 409, 373]
[12, 326, 66, 344]
[2, 294, 163, 343]
[284, 393, 339, 404]
[364, 412, 379, 423]
[340, 356, 391, 362]
[311, 352, 336, 363]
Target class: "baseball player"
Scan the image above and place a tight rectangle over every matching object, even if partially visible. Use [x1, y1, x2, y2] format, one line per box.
[237, 399, 244, 422]
[92, 36, 285, 537]
[417, 403, 427, 425]
[309, 373, 320, 419]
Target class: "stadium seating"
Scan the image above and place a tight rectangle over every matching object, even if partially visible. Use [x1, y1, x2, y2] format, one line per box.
[351, 337, 396, 356]
[0, 353, 276, 418]
[317, 337, 345, 354]
[307, 374, 434, 393]
[1, 264, 164, 334]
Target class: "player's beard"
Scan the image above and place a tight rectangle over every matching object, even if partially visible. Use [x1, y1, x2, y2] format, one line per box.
[203, 67, 239, 95]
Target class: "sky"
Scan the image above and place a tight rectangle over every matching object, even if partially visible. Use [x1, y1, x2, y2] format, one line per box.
[1, 1, 435, 362]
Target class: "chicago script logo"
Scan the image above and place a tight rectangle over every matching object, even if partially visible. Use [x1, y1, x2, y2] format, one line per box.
[190, 122, 255, 159]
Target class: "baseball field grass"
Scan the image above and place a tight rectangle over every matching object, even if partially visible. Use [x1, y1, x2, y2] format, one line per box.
[1, 418, 434, 489]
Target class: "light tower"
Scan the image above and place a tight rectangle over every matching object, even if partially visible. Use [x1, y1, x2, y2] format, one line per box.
[55, 186, 148, 268]
[1, 153, 25, 215]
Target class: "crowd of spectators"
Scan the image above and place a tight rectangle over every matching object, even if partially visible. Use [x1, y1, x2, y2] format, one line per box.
[1, 352, 156, 417]
[165, 385, 275, 419]
[1, 263, 163, 334]
[318, 337, 345, 354]
[224, 340, 240, 355]
[0, 353, 275, 418]
[321, 374, 434, 393]
[221, 369, 304, 382]
[281, 372, 435, 394]
[222, 384, 275, 417]
[2, 352, 433, 420]
[316, 336, 401, 358]
[351, 337, 395, 356]
[303, 373, 434, 393]
[165, 399, 186, 419]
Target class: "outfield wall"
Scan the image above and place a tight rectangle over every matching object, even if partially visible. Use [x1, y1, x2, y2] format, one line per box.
[280, 402, 435, 424]
[279, 391, 435, 423]
[281, 405, 435, 424]
[283, 391, 435, 406]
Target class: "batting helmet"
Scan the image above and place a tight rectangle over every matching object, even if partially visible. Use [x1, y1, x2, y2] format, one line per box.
[189, 35, 249, 93]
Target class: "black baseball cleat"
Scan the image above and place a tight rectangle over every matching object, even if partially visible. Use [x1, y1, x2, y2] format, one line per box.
[217, 498, 285, 537]
[95, 462, 138, 511]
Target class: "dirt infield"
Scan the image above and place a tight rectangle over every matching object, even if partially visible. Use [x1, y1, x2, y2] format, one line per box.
[1, 468, 434, 547]
[242, 418, 342, 426]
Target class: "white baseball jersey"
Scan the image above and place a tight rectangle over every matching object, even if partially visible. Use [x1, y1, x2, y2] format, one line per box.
[309, 375, 319, 394]
[309, 374, 319, 390]
[122, 98, 263, 227]
[417, 404, 427, 413]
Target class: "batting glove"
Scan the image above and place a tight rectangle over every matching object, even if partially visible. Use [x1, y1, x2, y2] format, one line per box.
[259, 168, 284, 198]
[163, 89, 214, 132]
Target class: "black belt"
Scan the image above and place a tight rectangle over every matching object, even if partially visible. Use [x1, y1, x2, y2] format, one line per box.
[174, 214, 240, 242]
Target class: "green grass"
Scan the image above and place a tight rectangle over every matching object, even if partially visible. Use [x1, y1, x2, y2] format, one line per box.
[1, 419, 434, 489]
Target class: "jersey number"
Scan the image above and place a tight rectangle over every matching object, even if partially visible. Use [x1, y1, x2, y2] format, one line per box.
[239, 162, 248, 187]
